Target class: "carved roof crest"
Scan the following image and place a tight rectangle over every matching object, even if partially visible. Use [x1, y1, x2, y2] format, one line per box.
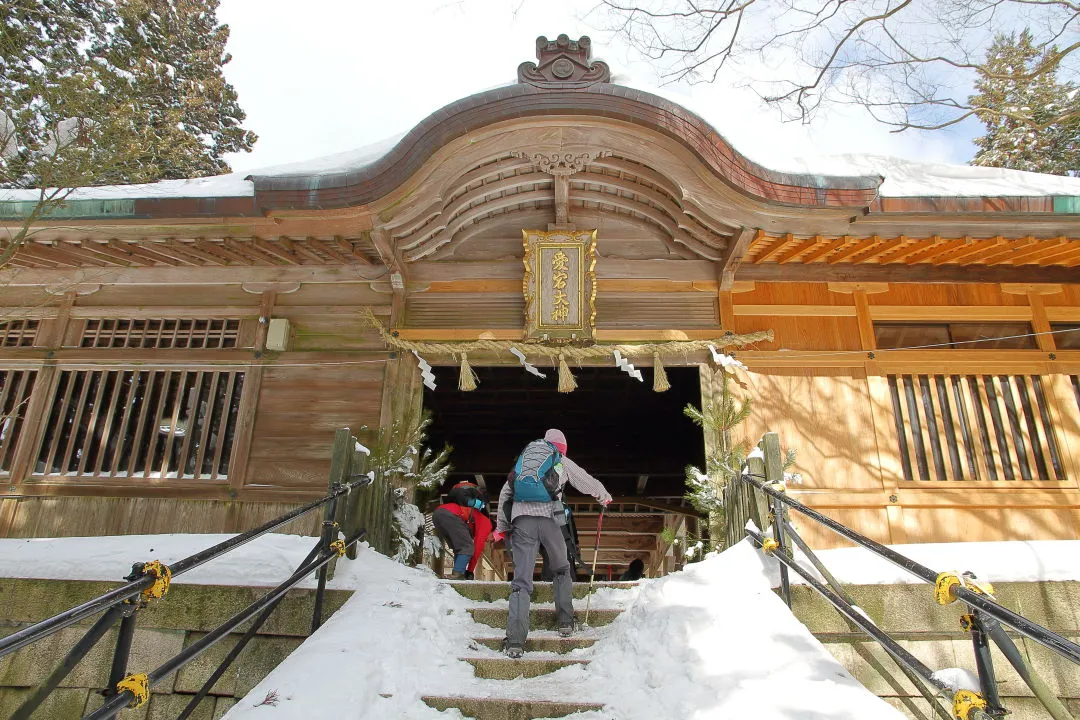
[517, 34, 611, 89]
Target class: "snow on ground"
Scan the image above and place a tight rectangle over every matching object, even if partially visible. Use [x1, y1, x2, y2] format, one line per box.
[0, 534, 1077, 589]
[769, 539, 1080, 589]
[0, 533, 374, 590]
[218, 540, 902, 720]
[2, 534, 1076, 716]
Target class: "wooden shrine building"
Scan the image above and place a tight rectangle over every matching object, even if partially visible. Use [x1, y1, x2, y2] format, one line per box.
[1, 35, 1078, 577]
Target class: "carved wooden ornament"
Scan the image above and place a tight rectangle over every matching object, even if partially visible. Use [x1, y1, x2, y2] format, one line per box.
[522, 229, 597, 343]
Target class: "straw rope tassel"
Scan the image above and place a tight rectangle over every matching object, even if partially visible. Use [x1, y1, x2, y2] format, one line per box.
[652, 352, 670, 392]
[557, 353, 577, 393]
[458, 353, 478, 391]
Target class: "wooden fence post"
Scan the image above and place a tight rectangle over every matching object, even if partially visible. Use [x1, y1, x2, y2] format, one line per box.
[762, 431, 791, 605]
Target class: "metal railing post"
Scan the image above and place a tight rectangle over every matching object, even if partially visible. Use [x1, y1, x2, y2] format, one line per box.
[101, 605, 138, 704]
[10, 606, 125, 720]
[312, 428, 354, 633]
[965, 612, 1006, 718]
[740, 468, 1080, 666]
[982, 615, 1075, 720]
[761, 433, 790, 607]
[83, 532, 365, 720]
[176, 543, 324, 720]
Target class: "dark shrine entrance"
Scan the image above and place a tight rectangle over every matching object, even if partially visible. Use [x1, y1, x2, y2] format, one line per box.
[423, 364, 705, 578]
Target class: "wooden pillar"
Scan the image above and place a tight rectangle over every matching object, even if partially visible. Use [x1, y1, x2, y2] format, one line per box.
[853, 289, 876, 351]
[1026, 291, 1056, 352]
[718, 290, 736, 331]
[226, 290, 275, 498]
[865, 368, 909, 543]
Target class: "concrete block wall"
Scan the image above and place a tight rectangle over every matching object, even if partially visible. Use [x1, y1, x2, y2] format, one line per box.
[0, 579, 351, 719]
[790, 581, 1080, 720]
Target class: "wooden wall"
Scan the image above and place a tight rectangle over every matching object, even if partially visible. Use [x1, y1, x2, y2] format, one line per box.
[0, 280, 392, 539]
[726, 281, 1080, 549]
[1, 273, 1078, 551]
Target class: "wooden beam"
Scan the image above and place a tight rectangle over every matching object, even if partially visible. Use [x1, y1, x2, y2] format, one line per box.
[797, 237, 849, 264]
[718, 227, 756, 290]
[754, 233, 795, 264]
[827, 237, 877, 264]
[0, 265, 388, 286]
[869, 305, 1032, 321]
[734, 304, 856, 317]
[305, 237, 354, 264]
[226, 291, 273, 492]
[740, 262, 1080, 284]
[254, 238, 301, 265]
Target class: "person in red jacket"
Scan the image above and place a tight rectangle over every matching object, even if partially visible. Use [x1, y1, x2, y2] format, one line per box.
[432, 482, 492, 580]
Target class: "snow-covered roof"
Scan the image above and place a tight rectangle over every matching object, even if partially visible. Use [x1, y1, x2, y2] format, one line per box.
[2, 81, 1078, 207]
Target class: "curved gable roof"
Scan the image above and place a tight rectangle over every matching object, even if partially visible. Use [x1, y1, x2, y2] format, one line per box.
[249, 81, 883, 212]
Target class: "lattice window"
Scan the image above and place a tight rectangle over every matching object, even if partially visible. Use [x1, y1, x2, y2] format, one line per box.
[81, 319, 241, 349]
[1, 320, 39, 347]
[875, 322, 1038, 350]
[34, 369, 244, 480]
[888, 374, 1065, 482]
[1052, 323, 1080, 350]
[0, 370, 37, 473]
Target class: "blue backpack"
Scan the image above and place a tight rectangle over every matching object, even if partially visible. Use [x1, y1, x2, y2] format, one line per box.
[512, 440, 563, 503]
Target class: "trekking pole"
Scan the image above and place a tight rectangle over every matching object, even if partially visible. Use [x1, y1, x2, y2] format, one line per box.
[584, 505, 606, 627]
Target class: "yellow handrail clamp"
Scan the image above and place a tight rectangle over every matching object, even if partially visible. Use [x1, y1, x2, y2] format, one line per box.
[760, 537, 779, 555]
[952, 689, 988, 720]
[117, 672, 150, 708]
[935, 572, 961, 606]
[139, 560, 171, 601]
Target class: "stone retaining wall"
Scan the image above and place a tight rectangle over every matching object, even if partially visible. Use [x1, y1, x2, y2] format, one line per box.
[790, 581, 1080, 720]
[0, 579, 352, 719]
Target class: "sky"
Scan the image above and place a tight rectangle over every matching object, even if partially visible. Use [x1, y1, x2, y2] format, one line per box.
[215, 0, 981, 177]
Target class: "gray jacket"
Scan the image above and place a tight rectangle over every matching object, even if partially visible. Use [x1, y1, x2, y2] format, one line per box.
[496, 455, 612, 533]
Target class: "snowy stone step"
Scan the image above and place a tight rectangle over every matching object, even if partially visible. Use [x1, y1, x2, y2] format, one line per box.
[421, 696, 604, 719]
[468, 607, 621, 630]
[462, 656, 588, 679]
[473, 636, 596, 654]
[446, 580, 638, 603]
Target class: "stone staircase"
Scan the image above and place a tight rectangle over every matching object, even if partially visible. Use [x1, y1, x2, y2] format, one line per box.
[421, 580, 636, 719]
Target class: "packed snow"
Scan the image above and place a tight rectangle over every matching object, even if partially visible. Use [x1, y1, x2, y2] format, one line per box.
[770, 539, 1080, 588]
[215, 540, 903, 720]
[2, 534, 1076, 716]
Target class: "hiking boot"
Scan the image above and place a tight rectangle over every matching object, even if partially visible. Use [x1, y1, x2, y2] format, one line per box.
[558, 624, 574, 638]
[450, 572, 470, 580]
[505, 644, 524, 659]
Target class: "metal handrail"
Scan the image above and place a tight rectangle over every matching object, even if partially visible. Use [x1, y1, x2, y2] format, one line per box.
[83, 530, 365, 720]
[0, 473, 372, 660]
[741, 469, 1080, 667]
[4, 427, 381, 720]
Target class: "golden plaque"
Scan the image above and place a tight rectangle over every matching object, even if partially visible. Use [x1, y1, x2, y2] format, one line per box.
[522, 229, 597, 343]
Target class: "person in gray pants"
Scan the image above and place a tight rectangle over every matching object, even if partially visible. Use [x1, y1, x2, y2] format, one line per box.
[493, 429, 611, 658]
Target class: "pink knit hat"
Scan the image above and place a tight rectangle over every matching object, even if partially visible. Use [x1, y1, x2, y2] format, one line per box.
[544, 428, 567, 454]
